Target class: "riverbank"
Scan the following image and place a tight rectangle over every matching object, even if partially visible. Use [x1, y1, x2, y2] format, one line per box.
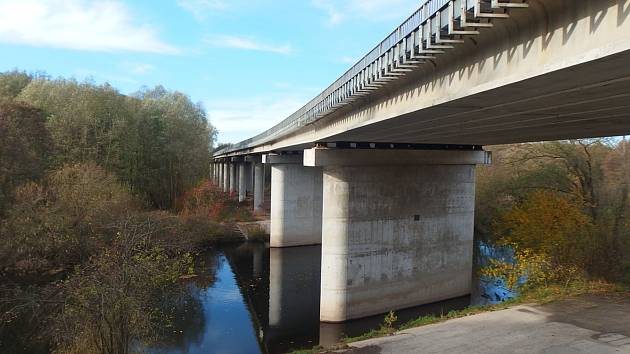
[345, 291, 630, 353]
[293, 282, 629, 354]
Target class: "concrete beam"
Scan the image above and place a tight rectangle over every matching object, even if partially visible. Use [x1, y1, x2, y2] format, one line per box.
[263, 154, 303, 165]
[245, 155, 262, 163]
[304, 148, 491, 167]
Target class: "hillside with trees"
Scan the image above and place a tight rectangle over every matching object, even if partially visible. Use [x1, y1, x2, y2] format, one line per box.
[0, 70, 238, 353]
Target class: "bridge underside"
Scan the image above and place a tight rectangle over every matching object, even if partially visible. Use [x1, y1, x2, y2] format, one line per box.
[328, 49, 630, 145]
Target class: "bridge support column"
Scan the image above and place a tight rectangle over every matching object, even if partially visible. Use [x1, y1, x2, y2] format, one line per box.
[246, 156, 265, 213]
[222, 162, 229, 193]
[245, 161, 253, 196]
[305, 148, 491, 322]
[229, 161, 238, 194]
[264, 154, 323, 248]
[238, 162, 247, 202]
[220, 163, 224, 187]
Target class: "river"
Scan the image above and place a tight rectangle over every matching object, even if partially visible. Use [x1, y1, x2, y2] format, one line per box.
[147, 242, 503, 354]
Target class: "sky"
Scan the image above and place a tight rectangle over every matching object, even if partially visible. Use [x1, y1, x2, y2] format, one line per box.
[0, 0, 421, 144]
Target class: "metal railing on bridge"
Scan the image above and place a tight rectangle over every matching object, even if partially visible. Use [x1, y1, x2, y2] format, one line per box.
[215, 0, 527, 157]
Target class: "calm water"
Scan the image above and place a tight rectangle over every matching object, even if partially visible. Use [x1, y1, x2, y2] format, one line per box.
[148, 242, 486, 354]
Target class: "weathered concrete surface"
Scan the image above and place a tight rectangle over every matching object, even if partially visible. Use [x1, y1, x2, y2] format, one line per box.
[229, 163, 237, 193]
[320, 162, 477, 322]
[254, 162, 265, 213]
[269, 159, 323, 247]
[222, 162, 229, 192]
[347, 294, 630, 354]
[238, 162, 247, 202]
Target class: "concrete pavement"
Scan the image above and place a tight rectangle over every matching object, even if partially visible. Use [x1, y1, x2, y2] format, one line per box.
[346, 294, 630, 354]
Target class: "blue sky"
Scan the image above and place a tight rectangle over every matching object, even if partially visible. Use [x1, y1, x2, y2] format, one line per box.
[0, 0, 420, 144]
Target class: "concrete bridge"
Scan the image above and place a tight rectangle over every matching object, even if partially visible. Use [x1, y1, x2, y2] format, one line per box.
[212, 0, 630, 323]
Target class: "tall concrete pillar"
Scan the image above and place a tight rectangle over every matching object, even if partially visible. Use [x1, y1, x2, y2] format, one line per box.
[222, 162, 229, 193]
[238, 162, 247, 202]
[304, 148, 491, 322]
[264, 154, 323, 247]
[219, 163, 224, 186]
[246, 156, 265, 213]
[245, 162, 254, 196]
[229, 162, 237, 194]
[254, 162, 265, 213]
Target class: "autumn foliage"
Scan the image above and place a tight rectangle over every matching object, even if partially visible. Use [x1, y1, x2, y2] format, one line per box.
[177, 179, 253, 222]
[478, 140, 630, 287]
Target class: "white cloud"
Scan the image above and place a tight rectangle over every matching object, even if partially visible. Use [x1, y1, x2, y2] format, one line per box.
[207, 95, 310, 144]
[121, 62, 155, 75]
[312, 0, 420, 26]
[311, 0, 343, 26]
[177, 0, 226, 21]
[0, 0, 178, 54]
[205, 35, 292, 55]
[339, 56, 356, 64]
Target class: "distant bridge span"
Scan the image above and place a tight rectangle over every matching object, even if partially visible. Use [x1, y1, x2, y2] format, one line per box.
[212, 0, 630, 323]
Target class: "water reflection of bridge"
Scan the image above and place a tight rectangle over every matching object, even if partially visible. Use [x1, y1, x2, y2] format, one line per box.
[224, 243, 321, 354]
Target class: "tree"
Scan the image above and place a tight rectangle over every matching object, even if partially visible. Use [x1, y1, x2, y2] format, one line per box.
[0, 70, 32, 100]
[0, 101, 50, 215]
[477, 139, 629, 281]
[493, 191, 593, 266]
[54, 218, 193, 354]
[0, 163, 139, 272]
[133, 86, 216, 208]
[18, 78, 130, 168]
[16, 78, 217, 209]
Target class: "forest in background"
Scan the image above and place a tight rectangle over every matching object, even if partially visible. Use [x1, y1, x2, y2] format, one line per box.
[476, 140, 630, 289]
[0, 70, 253, 354]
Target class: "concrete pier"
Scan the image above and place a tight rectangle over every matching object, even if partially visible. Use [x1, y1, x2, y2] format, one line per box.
[229, 162, 237, 193]
[247, 156, 265, 213]
[238, 162, 247, 202]
[254, 162, 265, 212]
[305, 148, 490, 322]
[222, 162, 229, 193]
[265, 154, 323, 248]
[244, 161, 253, 196]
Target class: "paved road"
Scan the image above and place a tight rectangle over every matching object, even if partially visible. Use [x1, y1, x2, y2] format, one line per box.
[346, 294, 630, 354]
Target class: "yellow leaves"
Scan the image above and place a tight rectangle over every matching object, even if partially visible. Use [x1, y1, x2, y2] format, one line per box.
[480, 247, 552, 290]
[493, 191, 593, 265]
[484, 191, 594, 290]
